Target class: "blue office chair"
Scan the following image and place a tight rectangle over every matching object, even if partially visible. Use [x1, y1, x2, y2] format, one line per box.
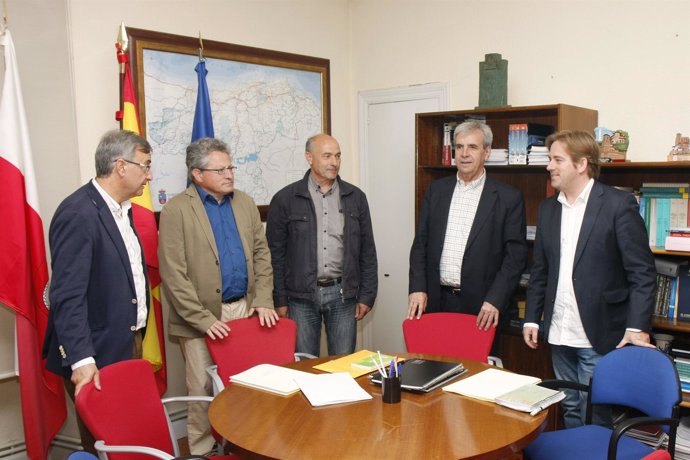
[524, 346, 681, 460]
[66, 453, 99, 460]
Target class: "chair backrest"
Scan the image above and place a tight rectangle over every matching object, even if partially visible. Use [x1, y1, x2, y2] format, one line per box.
[402, 313, 496, 362]
[641, 450, 672, 460]
[591, 346, 681, 425]
[205, 316, 298, 385]
[75, 359, 175, 459]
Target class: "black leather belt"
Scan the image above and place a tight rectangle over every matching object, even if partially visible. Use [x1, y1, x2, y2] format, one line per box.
[440, 285, 462, 295]
[317, 277, 342, 287]
[222, 295, 244, 303]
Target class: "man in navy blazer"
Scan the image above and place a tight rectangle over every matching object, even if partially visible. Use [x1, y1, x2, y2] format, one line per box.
[408, 121, 527, 333]
[43, 130, 153, 452]
[523, 130, 656, 428]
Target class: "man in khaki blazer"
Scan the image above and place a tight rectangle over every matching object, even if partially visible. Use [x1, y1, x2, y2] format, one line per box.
[158, 138, 277, 455]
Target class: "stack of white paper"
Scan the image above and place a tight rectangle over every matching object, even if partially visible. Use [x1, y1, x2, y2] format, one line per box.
[230, 364, 313, 396]
[443, 368, 540, 401]
[294, 372, 373, 407]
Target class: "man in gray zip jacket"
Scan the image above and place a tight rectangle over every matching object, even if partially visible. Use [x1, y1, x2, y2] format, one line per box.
[266, 134, 378, 356]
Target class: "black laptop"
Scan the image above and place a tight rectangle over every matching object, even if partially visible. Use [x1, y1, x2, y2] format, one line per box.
[369, 358, 466, 393]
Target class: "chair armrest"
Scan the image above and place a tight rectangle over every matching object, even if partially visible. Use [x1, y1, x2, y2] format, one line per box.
[205, 364, 225, 395]
[538, 379, 589, 392]
[609, 416, 679, 460]
[95, 440, 174, 459]
[162, 395, 214, 405]
[488, 355, 503, 368]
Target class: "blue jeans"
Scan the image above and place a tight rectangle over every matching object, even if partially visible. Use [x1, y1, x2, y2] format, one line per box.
[551, 345, 611, 428]
[288, 282, 357, 357]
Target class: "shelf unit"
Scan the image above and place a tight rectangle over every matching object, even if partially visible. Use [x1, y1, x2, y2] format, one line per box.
[415, 104, 690, 407]
[415, 103, 598, 223]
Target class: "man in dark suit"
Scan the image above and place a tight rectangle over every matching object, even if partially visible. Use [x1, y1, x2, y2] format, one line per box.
[408, 121, 527, 333]
[523, 130, 656, 428]
[43, 130, 153, 452]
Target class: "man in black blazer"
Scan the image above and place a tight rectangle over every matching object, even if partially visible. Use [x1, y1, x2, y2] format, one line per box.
[408, 121, 527, 333]
[43, 130, 153, 452]
[523, 130, 656, 428]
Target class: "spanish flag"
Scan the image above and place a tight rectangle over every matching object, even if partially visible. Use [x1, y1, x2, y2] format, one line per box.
[116, 27, 167, 395]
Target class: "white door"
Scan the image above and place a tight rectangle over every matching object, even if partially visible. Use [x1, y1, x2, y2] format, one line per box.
[358, 83, 448, 353]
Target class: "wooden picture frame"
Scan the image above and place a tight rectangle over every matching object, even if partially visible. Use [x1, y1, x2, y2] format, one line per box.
[127, 27, 331, 219]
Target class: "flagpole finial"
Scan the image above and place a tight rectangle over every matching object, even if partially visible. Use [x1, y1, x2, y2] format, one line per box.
[117, 22, 129, 53]
[198, 31, 204, 61]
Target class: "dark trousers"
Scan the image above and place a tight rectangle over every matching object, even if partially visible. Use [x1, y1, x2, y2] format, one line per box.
[64, 331, 143, 453]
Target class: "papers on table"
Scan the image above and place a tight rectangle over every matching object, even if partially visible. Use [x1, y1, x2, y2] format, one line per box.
[443, 368, 540, 401]
[313, 349, 396, 378]
[294, 372, 373, 407]
[229, 363, 313, 396]
[443, 368, 565, 415]
[229, 364, 373, 406]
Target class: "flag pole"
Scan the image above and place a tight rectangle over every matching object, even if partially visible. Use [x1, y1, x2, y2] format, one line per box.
[115, 22, 128, 125]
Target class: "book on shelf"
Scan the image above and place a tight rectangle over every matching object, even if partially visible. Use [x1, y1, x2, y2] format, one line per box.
[642, 182, 690, 189]
[612, 407, 668, 448]
[676, 266, 690, 320]
[666, 236, 690, 252]
[442, 368, 564, 414]
[655, 257, 685, 278]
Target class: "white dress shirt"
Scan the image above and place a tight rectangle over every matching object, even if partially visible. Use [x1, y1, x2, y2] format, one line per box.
[439, 171, 486, 287]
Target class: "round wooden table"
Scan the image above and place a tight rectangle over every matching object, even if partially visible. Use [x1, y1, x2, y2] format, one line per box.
[208, 354, 547, 459]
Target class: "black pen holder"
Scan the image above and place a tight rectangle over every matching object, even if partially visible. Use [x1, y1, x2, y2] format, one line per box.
[382, 376, 401, 404]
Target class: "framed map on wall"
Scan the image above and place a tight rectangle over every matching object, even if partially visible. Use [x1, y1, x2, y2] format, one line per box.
[127, 28, 331, 217]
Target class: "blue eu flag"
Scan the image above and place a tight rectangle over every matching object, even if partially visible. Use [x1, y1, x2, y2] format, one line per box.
[191, 60, 214, 141]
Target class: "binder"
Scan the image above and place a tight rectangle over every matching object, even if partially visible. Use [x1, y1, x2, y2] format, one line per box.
[677, 265, 690, 321]
[370, 358, 465, 393]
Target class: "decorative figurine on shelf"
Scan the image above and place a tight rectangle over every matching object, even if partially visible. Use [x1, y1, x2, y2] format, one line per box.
[476, 53, 509, 109]
[668, 133, 690, 161]
[594, 126, 628, 162]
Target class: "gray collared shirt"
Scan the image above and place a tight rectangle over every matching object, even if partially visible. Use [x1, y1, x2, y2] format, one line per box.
[308, 174, 344, 279]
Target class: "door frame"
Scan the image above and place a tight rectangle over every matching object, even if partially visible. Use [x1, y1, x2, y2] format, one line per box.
[357, 83, 448, 349]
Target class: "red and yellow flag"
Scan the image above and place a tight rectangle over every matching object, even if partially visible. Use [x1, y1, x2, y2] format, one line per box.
[116, 33, 167, 395]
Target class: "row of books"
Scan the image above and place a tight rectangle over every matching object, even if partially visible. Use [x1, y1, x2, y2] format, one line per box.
[653, 258, 690, 320]
[440, 119, 553, 166]
[507, 123, 553, 165]
[638, 182, 690, 250]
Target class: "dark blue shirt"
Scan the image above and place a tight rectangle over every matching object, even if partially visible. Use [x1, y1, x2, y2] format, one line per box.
[195, 185, 248, 300]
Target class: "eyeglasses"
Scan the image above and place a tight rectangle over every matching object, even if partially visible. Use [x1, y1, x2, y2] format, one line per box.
[197, 166, 237, 176]
[114, 158, 151, 173]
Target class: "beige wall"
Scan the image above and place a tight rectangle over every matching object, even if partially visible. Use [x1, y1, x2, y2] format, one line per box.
[350, 0, 690, 161]
[2, 0, 690, 457]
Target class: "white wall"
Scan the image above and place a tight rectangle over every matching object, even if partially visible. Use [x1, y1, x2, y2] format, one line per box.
[350, 0, 690, 161]
[2, 0, 690, 457]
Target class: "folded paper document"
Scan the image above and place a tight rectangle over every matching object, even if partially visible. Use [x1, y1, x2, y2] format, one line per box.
[230, 363, 313, 396]
[443, 368, 564, 414]
[313, 350, 400, 378]
[294, 372, 372, 407]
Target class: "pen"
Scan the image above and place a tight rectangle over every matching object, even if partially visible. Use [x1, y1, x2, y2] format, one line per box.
[377, 350, 387, 378]
[370, 354, 385, 378]
[389, 359, 394, 378]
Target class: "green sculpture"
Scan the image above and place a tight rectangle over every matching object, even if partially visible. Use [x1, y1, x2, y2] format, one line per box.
[477, 53, 509, 109]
